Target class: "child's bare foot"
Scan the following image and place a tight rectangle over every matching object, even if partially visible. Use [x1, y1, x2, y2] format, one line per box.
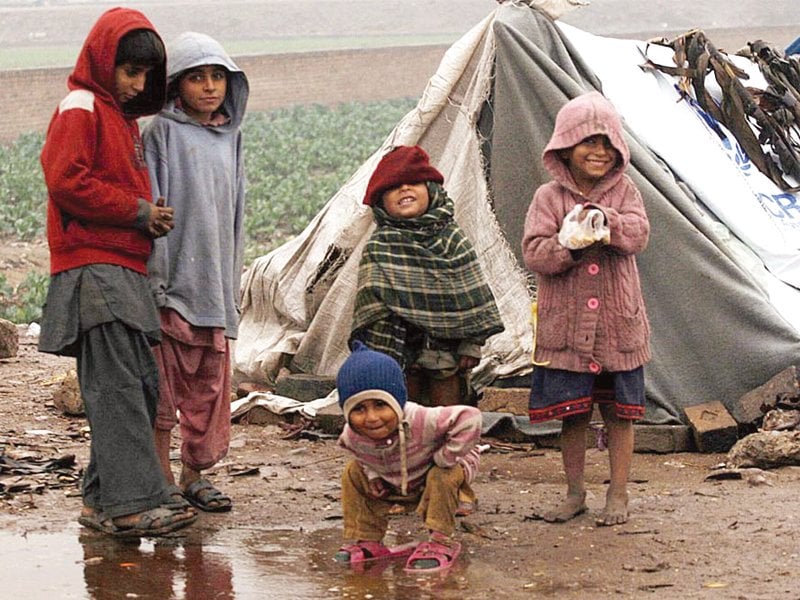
[81, 505, 96, 518]
[533, 492, 587, 523]
[596, 490, 628, 526]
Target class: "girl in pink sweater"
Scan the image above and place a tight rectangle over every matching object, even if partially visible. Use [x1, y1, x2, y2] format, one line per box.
[334, 341, 481, 572]
[521, 91, 651, 527]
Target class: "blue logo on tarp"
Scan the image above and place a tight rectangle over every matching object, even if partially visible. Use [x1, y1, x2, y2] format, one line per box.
[681, 89, 800, 232]
[682, 93, 754, 176]
[757, 192, 800, 221]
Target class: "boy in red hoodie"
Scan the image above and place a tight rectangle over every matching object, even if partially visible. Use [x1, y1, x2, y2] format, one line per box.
[38, 7, 195, 537]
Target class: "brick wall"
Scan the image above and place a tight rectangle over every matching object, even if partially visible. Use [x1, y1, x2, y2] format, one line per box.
[0, 45, 449, 144]
[2, 66, 72, 142]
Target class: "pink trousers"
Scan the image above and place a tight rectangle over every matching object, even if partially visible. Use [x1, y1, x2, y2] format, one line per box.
[152, 309, 230, 471]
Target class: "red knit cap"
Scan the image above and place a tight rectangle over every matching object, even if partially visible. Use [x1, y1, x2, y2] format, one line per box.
[363, 145, 444, 206]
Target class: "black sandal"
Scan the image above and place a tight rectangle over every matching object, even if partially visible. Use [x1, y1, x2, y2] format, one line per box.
[183, 478, 232, 512]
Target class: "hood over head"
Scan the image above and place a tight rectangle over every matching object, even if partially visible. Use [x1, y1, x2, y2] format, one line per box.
[542, 91, 630, 193]
[164, 31, 249, 130]
[68, 7, 166, 117]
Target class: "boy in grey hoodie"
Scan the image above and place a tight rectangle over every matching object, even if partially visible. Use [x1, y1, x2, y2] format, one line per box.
[142, 32, 249, 512]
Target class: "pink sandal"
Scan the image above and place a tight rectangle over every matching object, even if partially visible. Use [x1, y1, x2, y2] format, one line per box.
[404, 540, 462, 573]
[334, 540, 418, 564]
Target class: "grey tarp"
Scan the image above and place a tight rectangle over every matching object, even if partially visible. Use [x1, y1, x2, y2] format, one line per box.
[235, 3, 800, 428]
[483, 5, 800, 423]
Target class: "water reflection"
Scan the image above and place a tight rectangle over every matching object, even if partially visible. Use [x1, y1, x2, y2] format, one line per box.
[80, 533, 234, 600]
[1, 525, 479, 599]
[233, 526, 475, 600]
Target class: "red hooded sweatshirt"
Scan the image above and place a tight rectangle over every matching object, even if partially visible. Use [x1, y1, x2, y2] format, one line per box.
[40, 8, 166, 275]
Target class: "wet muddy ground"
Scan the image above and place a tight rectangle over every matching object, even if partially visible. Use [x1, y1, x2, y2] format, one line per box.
[2, 333, 800, 599]
[3, 2, 800, 598]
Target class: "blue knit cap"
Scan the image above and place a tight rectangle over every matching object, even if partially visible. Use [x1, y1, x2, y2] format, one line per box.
[337, 341, 407, 422]
[337, 341, 410, 494]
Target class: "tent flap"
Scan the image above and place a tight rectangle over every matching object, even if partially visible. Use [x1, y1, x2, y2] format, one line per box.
[235, 3, 800, 426]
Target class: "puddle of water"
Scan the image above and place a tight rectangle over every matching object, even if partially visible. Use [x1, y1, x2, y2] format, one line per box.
[0, 524, 485, 599]
[1, 528, 86, 599]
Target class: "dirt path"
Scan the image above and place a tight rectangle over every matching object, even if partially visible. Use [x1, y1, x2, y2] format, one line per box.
[1, 331, 799, 598]
[3, 2, 800, 595]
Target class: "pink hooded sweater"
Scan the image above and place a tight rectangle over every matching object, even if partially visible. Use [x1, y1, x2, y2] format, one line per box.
[338, 402, 481, 494]
[521, 91, 651, 374]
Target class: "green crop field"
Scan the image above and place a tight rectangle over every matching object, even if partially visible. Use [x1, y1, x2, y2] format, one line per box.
[0, 97, 418, 322]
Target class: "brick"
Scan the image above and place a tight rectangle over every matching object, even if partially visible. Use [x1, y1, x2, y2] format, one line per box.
[238, 405, 295, 426]
[634, 425, 693, 453]
[275, 373, 336, 403]
[479, 387, 529, 416]
[483, 419, 692, 452]
[543, 424, 691, 452]
[51, 369, 84, 416]
[0, 318, 19, 359]
[684, 401, 738, 453]
[236, 381, 274, 399]
[734, 365, 799, 426]
[315, 401, 345, 435]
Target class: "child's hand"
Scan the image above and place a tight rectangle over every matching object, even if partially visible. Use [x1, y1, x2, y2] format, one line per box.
[146, 197, 175, 238]
[367, 478, 390, 499]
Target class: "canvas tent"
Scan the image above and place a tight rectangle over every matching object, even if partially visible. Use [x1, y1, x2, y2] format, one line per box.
[234, 2, 800, 426]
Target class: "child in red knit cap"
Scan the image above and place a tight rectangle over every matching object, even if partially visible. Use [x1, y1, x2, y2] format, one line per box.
[350, 145, 504, 411]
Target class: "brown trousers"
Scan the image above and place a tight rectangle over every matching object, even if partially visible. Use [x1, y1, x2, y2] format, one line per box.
[341, 459, 474, 541]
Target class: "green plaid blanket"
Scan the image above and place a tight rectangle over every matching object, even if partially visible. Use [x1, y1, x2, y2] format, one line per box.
[351, 183, 504, 365]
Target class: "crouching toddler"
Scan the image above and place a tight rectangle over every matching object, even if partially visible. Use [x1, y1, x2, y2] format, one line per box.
[334, 341, 482, 572]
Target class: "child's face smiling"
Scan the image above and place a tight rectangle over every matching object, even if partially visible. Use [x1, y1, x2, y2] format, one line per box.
[563, 134, 619, 194]
[348, 398, 399, 440]
[178, 64, 228, 123]
[114, 63, 153, 105]
[381, 182, 430, 219]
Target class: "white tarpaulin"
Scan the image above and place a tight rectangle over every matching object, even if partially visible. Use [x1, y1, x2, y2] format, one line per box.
[560, 23, 800, 331]
[235, 12, 535, 392]
[236, 3, 800, 426]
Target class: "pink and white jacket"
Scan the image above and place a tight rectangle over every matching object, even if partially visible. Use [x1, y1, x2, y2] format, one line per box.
[521, 91, 651, 374]
[338, 401, 481, 494]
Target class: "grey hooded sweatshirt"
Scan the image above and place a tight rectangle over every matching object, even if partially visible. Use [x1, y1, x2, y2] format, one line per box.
[142, 32, 249, 338]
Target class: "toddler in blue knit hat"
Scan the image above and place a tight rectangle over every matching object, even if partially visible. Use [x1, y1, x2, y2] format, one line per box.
[334, 341, 483, 572]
